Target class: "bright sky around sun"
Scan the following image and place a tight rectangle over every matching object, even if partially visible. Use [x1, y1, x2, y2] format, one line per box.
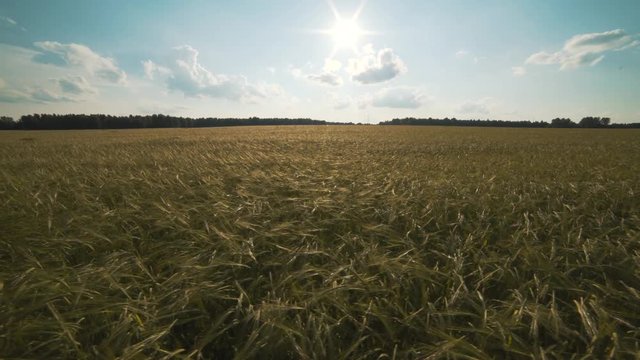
[0, 0, 639, 123]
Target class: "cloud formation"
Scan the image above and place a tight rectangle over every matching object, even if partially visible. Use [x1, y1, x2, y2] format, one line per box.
[0, 15, 26, 31]
[33, 41, 127, 83]
[348, 45, 407, 84]
[145, 45, 281, 102]
[0, 74, 92, 104]
[0, 78, 31, 103]
[142, 60, 171, 80]
[295, 58, 344, 87]
[0, 91, 31, 103]
[368, 87, 425, 109]
[57, 76, 97, 95]
[525, 29, 639, 70]
[0, 16, 17, 27]
[31, 88, 74, 103]
[306, 72, 343, 86]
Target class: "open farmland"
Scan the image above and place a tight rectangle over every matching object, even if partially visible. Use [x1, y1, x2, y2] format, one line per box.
[1, 125, 640, 359]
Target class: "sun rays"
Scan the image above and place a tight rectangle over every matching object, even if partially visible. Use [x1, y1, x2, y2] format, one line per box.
[319, 0, 374, 57]
[329, 18, 363, 50]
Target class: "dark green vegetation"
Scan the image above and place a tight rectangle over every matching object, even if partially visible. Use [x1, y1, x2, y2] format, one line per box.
[382, 117, 640, 128]
[1, 114, 638, 130]
[1, 126, 640, 359]
[0, 114, 355, 130]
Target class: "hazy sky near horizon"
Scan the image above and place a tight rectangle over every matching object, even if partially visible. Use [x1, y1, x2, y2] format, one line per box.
[0, 0, 639, 123]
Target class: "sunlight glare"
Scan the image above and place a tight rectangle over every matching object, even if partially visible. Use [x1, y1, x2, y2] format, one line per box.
[330, 18, 363, 49]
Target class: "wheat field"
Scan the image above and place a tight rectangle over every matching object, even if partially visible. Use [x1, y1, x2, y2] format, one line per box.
[1, 126, 639, 359]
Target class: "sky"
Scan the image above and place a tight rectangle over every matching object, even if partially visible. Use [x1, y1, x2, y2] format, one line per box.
[0, 0, 639, 123]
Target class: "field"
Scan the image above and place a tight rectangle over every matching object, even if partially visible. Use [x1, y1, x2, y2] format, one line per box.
[1, 125, 640, 359]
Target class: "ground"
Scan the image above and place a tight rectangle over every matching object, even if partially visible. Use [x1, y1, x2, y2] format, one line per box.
[1, 126, 639, 358]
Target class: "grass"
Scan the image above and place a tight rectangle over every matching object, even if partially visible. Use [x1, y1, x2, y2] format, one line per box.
[1, 125, 639, 359]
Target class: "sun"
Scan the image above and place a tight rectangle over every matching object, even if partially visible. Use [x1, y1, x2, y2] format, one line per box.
[319, 0, 372, 55]
[330, 18, 363, 49]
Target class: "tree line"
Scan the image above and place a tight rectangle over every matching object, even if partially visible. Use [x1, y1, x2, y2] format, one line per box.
[380, 117, 548, 128]
[0, 114, 354, 130]
[0, 114, 639, 130]
[380, 117, 640, 128]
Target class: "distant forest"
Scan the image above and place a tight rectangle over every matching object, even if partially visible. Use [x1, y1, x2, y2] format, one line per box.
[0, 114, 639, 130]
[381, 117, 640, 128]
[0, 114, 354, 130]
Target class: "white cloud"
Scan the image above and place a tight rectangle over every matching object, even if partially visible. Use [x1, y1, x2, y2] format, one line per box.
[0, 16, 17, 27]
[0, 43, 122, 106]
[0, 78, 31, 103]
[148, 45, 281, 102]
[0, 76, 76, 103]
[348, 44, 407, 84]
[0, 71, 96, 104]
[57, 76, 97, 95]
[31, 88, 74, 103]
[33, 41, 127, 83]
[525, 29, 639, 70]
[306, 72, 343, 86]
[0, 16, 26, 32]
[142, 60, 171, 80]
[142, 60, 156, 79]
[511, 66, 526, 77]
[0, 90, 30, 103]
[294, 58, 344, 87]
[365, 87, 425, 109]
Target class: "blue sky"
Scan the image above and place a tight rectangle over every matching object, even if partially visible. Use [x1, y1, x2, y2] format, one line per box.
[0, 0, 639, 123]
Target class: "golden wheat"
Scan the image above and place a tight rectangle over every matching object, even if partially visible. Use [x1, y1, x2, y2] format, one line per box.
[1, 126, 639, 359]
